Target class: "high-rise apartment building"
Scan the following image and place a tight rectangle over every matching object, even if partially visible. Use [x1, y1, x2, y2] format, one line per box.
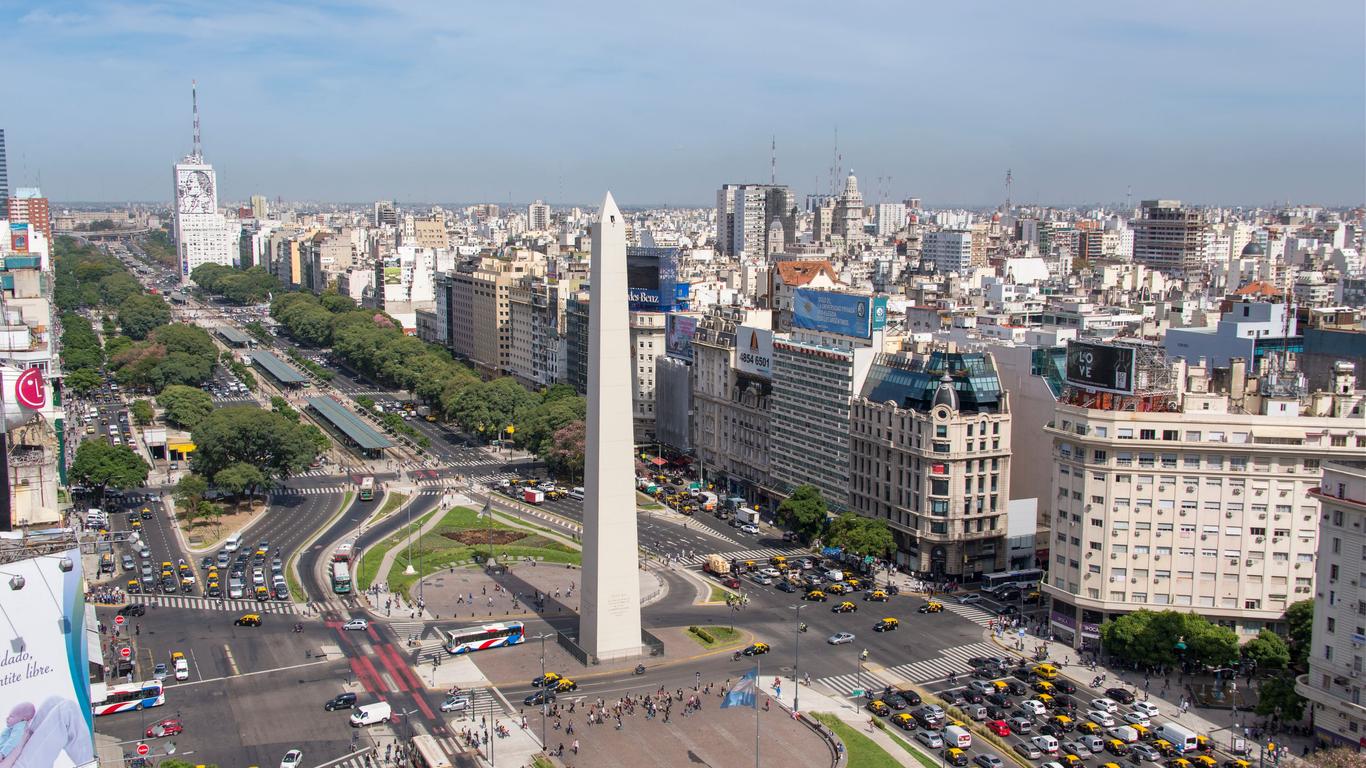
[923, 229, 974, 275]
[528, 200, 551, 232]
[875, 202, 906, 238]
[631, 311, 666, 440]
[715, 184, 796, 257]
[442, 254, 544, 376]
[849, 349, 1012, 576]
[172, 85, 238, 281]
[1132, 200, 1209, 278]
[1295, 460, 1366, 751]
[7, 188, 51, 241]
[1043, 342, 1365, 649]
[374, 201, 398, 227]
[690, 308, 774, 505]
[0, 129, 8, 215]
[834, 172, 865, 246]
[249, 194, 268, 219]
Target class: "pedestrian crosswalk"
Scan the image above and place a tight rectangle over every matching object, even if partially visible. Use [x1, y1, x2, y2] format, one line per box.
[679, 546, 805, 567]
[942, 602, 996, 627]
[815, 668, 896, 697]
[877, 641, 1002, 684]
[314, 747, 376, 768]
[138, 593, 305, 615]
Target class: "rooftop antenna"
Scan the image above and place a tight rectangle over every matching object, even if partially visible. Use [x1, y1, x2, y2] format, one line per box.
[1125, 184, 1132, 216]
[830, 126, 839, 196]
[770, 135, 776, 185]
[191, 80, 202, 161]
[1004, 168, 1013, 213]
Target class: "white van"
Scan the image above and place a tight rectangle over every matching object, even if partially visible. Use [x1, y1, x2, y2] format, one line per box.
[1154, 723, 1197, 753]
[350, 701, 392, 727]
[825, 569, 845, 582]
[943, 725, 973, 749]
[224, 533, 243, 553]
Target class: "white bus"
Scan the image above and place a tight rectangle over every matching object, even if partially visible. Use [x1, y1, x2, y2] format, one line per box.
[410, 734, 453, 768]
[443, 621, 526, 655]
[92, 680, 166, 716]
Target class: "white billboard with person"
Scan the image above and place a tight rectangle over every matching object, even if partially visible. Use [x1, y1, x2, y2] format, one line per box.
[0, 547, 96, 768]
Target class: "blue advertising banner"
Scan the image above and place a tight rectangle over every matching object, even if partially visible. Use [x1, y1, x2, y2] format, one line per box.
[793, 288, 885, 338]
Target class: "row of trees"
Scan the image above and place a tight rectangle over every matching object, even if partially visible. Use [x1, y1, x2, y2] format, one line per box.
[190, 263, 278, 305]
[53, 237, 138, 312]
[137, 229, 178, 270]
[60, 314, 105, 395]
[776, 484, 896, 555]
[107, 323, 219, 393]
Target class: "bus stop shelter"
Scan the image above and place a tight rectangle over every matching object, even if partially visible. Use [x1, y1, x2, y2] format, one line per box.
[250, 349, 310, 388]
[306, 396, 391, 458]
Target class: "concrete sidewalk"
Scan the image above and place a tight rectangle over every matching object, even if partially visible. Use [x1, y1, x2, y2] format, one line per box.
[772, 673, 921, 767]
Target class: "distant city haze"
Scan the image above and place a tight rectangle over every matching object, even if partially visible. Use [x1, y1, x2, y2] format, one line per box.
[4, 0, 1363, 205]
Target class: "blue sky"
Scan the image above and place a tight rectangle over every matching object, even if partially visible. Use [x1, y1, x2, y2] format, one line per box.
[3, 0, 1362, 206]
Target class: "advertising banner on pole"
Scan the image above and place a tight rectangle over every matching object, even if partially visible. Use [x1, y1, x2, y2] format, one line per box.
[0, 547, 96, 767]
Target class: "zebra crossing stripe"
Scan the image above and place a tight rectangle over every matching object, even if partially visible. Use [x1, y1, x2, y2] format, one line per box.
[881, 642, 1003, 684]
[140, 594, 302, 614]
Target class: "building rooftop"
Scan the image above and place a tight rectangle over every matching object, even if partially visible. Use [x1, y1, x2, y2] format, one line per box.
[249, 349, 309, 384]
[774, 260, 838, 287]
[305, 396, 392, 451]
[216, 325, 252, 346]
[861, 350, 1004, 413]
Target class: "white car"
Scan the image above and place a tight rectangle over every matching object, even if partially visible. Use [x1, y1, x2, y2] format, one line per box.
[1019, 700, 1046, 716]
[1092, 697, 1118, 713]
[440, 695, 471, 712]
[343, 618, 369, 631]
[740, 523, 760, 535]
[916, 730, 944, 749]
[1122, 711, 1151, 727]
[1087, 710, 1116, 727]
[758, 567, 781, 578]
[1131, 701, 1160, 719]
[280, 750, 303, 768]
[958, 593, 983, 604]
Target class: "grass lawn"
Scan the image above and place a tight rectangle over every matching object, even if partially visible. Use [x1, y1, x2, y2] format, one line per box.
[685, 625, 741, 649]
[387, 506, 581, 596]
[357, 505, 438, 590]
[811, 713, 903, 768]
[375, 492, 407, 522]
[709, 584, 732, 603]
[880, 725, 939, 768]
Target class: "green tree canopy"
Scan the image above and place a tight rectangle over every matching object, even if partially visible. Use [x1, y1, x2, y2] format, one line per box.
[192, 264, 278, 304]
[270, 395, 301, 422]
[214, 462, 266, 498]
[117, 294, 172, 340]
[99, 272, 142, 306]
[70, 441, 150, 499]
[1242, 629, 1291, 671]
[776, 484, 829, 543]
[157, 385, 215, 430]
[65, 368, 102, 395]
[450, 377, 539, 437]
[320, 292, 356, 313]
[1099, 610, 1241, 668]
[1254, 675, 1306, 721]
[129, 399, 154, 426]
[825, 512, 894, 557]
[1285, 599, 1313, 667]
[173, 473, 209, 509]
[190, 406, 326, 481]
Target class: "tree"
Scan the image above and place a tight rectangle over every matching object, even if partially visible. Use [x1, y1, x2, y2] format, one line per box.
[1099, 610, 1240, 668]
[117, 294, 171, 340]
[450, 377, 538, 437]
[1242, 629, 1291, 671]
[70, 441, 149, 500]
[776, 484, 828, 543]
[1285, 599, 1314, 668]
[1182, 615, 1239, 668]
[214, 462, 266, 499]
[190, 406, 326, 481]
[174, 473, 209, 509]
[65, 368, 101, 395]
[320, 292, 356, 313]
[269, 395, 300, 422]
[545, 420, 586, 480]
[157, 385, 215, 430]
[129, 399, 154, 426]
[825, 512, 895, 557]
[1254, 675, 1306, 721]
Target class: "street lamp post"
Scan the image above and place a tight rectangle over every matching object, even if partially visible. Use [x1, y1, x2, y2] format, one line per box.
[532, 632, 554, 753]
[791, 603, 805, 713]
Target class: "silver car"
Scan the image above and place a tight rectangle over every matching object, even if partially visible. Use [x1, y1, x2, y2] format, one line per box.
[828, 632, 856, 645]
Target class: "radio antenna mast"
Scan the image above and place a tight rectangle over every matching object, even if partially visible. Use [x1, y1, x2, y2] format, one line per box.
[191, 80, 202, 161]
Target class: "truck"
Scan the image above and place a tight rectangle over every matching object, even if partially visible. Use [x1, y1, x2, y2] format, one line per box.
[417, 405, 434, 421]
[702, 554, 731, 577]
[735, 507, 760, 525]
[523, 488, 545, 505]
[698, 491, 719, 512]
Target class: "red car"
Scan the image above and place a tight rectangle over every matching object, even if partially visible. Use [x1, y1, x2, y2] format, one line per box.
[986, 719, 1012, 737]
[145, 718, 183, 738]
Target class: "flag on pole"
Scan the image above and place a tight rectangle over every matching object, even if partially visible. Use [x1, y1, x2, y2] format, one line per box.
[723, 667, 758, 709]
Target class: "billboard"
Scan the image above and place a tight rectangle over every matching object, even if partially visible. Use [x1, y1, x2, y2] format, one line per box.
[10, 222, 29, 253]
[665, 314, 698, 361]
[382, 266, 402, 285]
[1065, 340, 1136, 394]
[628, 247, 689, 311]
[792, 288, 888, 339]
[735, 325, 773, 378]
[0, 547, 96, 767]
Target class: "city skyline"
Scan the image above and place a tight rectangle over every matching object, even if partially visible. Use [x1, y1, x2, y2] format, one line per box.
[3, 1, 1363, 206]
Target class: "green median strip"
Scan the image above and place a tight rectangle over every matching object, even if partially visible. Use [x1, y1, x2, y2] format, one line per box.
[810, 712, 903, 768]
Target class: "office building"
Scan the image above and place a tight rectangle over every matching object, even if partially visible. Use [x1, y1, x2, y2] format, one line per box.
[528, 200, 551, 231]
[690, 308, 774, 505]
[716, 184, 796, 257]
[249, 194, 268, 219]
[6, 188, 51, 241]
[923, 229, 974, 275]
[849, 349, 1012, 576]
[875, 202, 906, 238]
[172, 85, 239, 281]
[442, 254, 544, 376]
[1043, 341, 1366, 649]
[0, 129, 8, 214]
[1295, 460, 1366, 752]
[1131, 200, 1209, 279]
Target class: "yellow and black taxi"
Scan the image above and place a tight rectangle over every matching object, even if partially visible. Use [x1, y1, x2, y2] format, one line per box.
[742, 642, 770, 656]
[832, 601, 858, 613]
[532, 672, 563, 688]
[1191, 755, 1217, 768]
[1100, 762, 1124, 768]
[866, 699, 891, 717]
[1049, 714, 1075, 732]
[127, 578, 141, 594]
[1060, 754, 1085, 768]
[944, 748, 969, 766]
[1131, 724, 1152, 741]
[1222, 760, 1251, 768]
[1076, 721, 1102, 735]
[234, 613, 262, 627]
[1165, 759, 1193, 768]
[553, 678, 578, 692]
[1194, 736, 1213, 753]
[1152, 740, 1177, 757]
[255, 585, 270, 601]
[865, 590, 889, 602]
[206, 580, 221, 597]
[873, 617, 900, 632]
[918, 601, 944, 614]
[769, 555, 788, 567]
[1034, 693, 1055, 709]
[1105, 739, 1129, 756]
[845, 577, 862, 590]
[827, 583, 850, 595]
[805, 590, 828, 602]
[891, 712, 916, 730]
[1033, 680, 1056, 694]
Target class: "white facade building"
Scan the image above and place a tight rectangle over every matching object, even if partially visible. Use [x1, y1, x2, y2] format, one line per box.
[923, 230, 974, 275]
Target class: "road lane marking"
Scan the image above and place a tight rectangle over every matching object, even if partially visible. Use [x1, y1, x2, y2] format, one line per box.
[222, 644, 239, 676]
[174, 656, 333, 688]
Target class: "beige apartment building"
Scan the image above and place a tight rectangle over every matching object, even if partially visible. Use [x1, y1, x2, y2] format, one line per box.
[1296, 460, 1366, 751]
[1044, 355, 1365, 649]
[445, 253, 544, 376]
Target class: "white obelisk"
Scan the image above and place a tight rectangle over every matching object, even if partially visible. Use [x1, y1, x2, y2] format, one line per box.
[578, 192, 643, 660]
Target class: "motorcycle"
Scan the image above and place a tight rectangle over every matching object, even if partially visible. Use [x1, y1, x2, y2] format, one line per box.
[634, 664, 646, 676]
[799, 623, 808, 633]
[293, 623, 303, 633]
[733, 651, 742, 661]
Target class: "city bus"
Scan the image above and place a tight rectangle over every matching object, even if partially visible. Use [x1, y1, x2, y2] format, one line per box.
[410, 734, 453, 768]
[981, 569, 1044, 593]
[443, 621, 526, 655]
[331, 560, 352, 594]
[91, 680, 166, 716]
[358, 476, 375, 501]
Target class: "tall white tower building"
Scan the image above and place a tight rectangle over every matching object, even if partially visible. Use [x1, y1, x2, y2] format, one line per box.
[528, 200, 551, 231]
[172, 81, 238, 283]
